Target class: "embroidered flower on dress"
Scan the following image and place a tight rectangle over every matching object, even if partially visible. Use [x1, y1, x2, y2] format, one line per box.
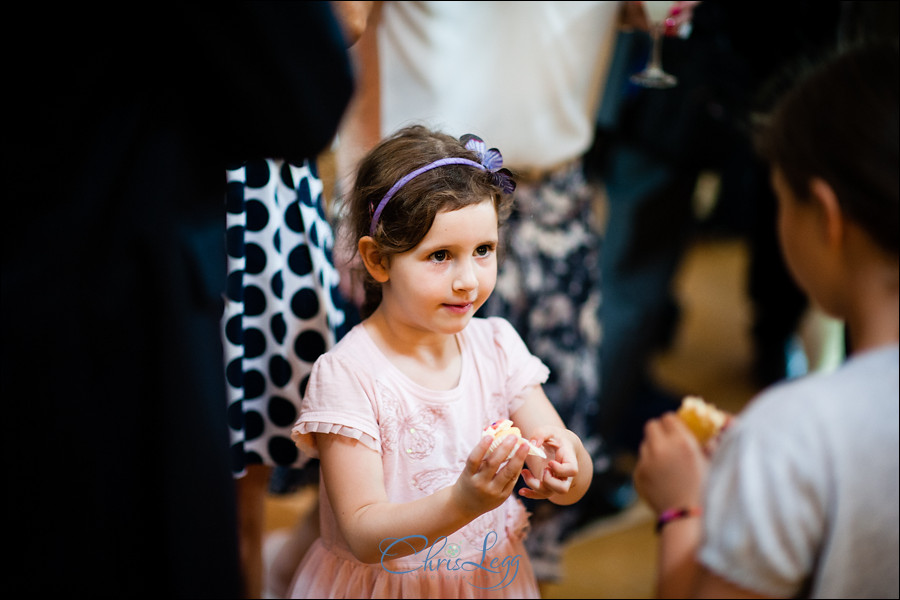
[377, 383, 445, 460]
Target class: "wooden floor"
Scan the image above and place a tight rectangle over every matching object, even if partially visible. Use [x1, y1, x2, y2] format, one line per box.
[262, 236, 764, 598]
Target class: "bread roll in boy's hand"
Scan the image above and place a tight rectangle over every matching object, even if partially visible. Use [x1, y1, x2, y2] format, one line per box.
[483, 420, 547, 460]
[677, 396, 730, 446]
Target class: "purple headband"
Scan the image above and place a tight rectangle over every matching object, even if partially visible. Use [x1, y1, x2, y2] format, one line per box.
[368, 134, 515, 235]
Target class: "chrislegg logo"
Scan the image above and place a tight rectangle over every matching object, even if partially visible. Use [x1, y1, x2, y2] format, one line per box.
[379, 530, 521, 590]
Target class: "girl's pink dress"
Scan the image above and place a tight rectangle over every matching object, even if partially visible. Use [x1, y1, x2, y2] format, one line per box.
[289, 317, 547, 598]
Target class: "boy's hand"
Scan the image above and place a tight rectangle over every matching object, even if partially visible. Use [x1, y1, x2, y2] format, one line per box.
[634, 413, 709, 514]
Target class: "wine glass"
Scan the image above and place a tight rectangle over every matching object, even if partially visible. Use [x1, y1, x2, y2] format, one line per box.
[630, 1, 677, 89]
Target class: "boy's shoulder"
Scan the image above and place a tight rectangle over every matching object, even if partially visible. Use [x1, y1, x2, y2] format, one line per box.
[740, 343, 899, 433]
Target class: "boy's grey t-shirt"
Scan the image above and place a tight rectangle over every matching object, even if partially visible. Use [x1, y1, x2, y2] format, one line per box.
[700, 344, 899, 598]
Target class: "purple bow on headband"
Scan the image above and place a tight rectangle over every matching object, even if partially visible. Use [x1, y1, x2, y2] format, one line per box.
[459, 134, 517, 195]
[369, 133, 516, 235]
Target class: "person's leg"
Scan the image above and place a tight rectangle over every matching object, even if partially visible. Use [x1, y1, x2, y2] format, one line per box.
[597, 142, 697, 456]
[236, 464, 272, 598]
[267, 500, 321, 598]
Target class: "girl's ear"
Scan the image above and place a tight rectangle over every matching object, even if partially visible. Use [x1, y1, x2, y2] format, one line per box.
[358, 236, 390, 283]
[809, 177, 844, 249]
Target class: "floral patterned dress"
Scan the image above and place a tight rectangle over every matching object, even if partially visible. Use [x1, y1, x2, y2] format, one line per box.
[289, 318, 546, 598]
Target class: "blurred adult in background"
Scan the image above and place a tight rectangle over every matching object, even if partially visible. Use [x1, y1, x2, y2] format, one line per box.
[225, 4, 374, 597]
[587, 0, 865, 468]
[225, 157, 353, 598]
[4, 3, 353, 596]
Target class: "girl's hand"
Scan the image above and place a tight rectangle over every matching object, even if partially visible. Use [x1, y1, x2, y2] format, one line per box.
[633, 412, 709, 515]
[452, 433, 528, 518]
[517, 426, 579, 501]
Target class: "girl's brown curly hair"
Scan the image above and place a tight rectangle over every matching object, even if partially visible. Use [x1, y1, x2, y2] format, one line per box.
[338, 125, 515, 319]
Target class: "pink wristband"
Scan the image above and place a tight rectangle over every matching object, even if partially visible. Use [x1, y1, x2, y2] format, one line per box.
[655, 507, 702, 533]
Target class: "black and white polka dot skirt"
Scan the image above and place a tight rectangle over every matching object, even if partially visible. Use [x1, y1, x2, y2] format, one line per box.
[223, 158, 348, 476]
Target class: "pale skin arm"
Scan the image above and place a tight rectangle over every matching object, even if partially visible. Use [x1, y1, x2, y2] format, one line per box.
[509, 385, 593, 506]
[334, 0, 382, 195]
[332, 1, 381, 309]
[330, 1, 374, 46]
[634, 413, 774, 599]
[315, 429, 529, 564]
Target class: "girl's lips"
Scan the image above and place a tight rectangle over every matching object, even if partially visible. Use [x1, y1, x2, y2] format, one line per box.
[443, 302, 473, 314]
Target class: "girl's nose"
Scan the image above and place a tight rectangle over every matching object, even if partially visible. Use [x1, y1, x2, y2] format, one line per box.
[453, 258, 478, 291]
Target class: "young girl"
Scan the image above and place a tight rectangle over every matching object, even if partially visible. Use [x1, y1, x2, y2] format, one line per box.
[633, 41, 899, 598]
[287, 125, 592, 598]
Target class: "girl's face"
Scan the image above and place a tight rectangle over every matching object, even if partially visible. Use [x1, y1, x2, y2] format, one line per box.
[380, 198, 498, 336]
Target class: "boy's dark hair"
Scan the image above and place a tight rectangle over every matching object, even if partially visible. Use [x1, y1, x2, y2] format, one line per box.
[755, 40, 899, 255]
[342, 125, 514, 318]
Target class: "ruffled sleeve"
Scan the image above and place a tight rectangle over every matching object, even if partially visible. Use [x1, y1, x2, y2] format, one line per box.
[487, 317, 550, 414]
[291, 351, 382, 458]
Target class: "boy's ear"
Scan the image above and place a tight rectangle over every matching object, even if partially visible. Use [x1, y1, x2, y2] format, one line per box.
[358, 236, 390, 283]
[809, 177, 843, 249]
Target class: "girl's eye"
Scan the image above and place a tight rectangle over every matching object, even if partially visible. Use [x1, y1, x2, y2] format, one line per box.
[475, 245, 493, 257]
[431, 250, 448, 262]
